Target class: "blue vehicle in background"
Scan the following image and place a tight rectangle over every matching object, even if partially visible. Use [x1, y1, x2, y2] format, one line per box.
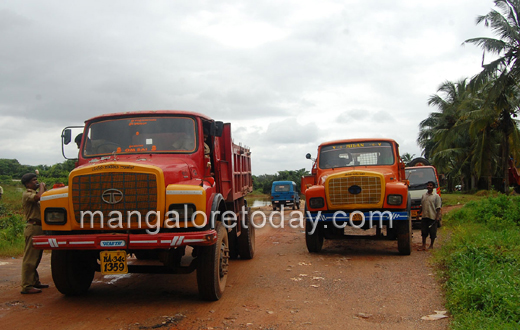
[271, 181, 300, 210]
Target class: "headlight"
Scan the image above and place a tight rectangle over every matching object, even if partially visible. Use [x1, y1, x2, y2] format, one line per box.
[387, 195, 403, 205]
[168, 203, 196, 220]
[44, 208, 67, 225]
[309, 197, 325, 208]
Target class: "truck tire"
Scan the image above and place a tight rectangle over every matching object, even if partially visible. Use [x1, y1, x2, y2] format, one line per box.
[228, 228, 239, 260]
[238, 207, 255, 259]
[397, 220, 412, 255]
[305, 218, 324, 253]
[51, 250, 95, 296]
[397, 198, 412, 255]
[197, 223, 229, 301]
[292, 201, 296, 210]
[296, 200, 300, 209]
[407, 157, 430, 167]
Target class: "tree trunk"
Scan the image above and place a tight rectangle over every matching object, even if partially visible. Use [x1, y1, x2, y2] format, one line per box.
[503, 133, 510, 193]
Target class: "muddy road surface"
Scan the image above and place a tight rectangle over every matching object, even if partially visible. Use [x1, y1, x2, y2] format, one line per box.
[0, 207, 453, 329]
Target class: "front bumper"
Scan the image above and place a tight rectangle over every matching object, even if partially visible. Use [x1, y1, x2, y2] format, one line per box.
[33, 230, 217, 250]
[306, 211, 409, 223]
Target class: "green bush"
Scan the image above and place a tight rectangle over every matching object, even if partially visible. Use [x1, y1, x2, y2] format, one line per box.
[0, 213, 24, 243]
[438, 196, 520, 329]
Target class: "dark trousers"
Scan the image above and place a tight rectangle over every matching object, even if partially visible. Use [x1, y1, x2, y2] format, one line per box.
[421, 217, 437, 239]
[21, 223, 43, 291]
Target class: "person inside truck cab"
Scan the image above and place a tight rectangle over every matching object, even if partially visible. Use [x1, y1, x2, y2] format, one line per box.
[74, 133, 83, 149]
[171, 133, 195, 151]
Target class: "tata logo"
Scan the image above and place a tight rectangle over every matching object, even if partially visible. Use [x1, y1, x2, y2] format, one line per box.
[102, 189, 123, 204]
[348, 185, 362, 195]
[100, 240, 126, 247]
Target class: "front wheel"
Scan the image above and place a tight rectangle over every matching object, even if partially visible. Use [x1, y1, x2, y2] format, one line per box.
[305, 220, 323, 253]
[197, 223, 229, 301]
[51, 250, 96, 296]
[397, 220, 412, 255]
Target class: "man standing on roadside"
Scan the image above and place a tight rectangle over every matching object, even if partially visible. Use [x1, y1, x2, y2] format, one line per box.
[0, 185, 3, 201]
[418, 181, 442, 251]
[20, 173, 49, 294]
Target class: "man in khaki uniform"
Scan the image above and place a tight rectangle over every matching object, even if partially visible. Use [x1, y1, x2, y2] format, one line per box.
[20, 173, 49, 294]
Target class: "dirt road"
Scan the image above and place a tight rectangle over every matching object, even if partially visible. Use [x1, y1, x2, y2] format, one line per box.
[0, 207, 453, 330]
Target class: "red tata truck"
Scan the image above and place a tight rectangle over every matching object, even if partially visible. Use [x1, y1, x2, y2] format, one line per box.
[301, 138, 412, 255]
[33, 110, 253, 300]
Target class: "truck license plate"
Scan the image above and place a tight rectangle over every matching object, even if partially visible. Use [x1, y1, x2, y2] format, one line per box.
[411, 210, 419, 218]
[100, 250, 128, 275]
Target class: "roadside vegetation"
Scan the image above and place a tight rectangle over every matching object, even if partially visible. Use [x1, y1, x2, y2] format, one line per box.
[436, 194, 520, 329]
[0, 182, 25, 257]
[0, 158, 77, 257]
[252, 169, 309, 195]
[441, 191, 502, 206]
[419, 0, 520, 193]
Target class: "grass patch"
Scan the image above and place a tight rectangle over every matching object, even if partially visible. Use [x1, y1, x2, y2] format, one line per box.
[247, 192, 270, 198]
[436, 195, 520, 329]
[0, 183, 25, 257]
[0, 209, 25, 257]
[441, 192, 494, 206]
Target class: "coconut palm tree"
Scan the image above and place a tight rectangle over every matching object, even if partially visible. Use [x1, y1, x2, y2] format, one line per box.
[463, 0, 520, 191]
[419, 79, 475, 190]
[401, 153, 415, 164]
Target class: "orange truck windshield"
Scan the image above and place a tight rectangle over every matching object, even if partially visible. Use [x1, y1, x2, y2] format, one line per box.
[319, 141, 394, 169]
[82, 116, 197, 156]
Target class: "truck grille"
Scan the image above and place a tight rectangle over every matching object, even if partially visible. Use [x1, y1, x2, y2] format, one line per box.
[328, 176, 382, 205]
[72, 172, 158, 225]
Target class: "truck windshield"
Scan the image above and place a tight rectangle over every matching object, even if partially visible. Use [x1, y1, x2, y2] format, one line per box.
[319, 141, 394, 169]
[82, 116, 197, 156]
[405, 168, 437, 189]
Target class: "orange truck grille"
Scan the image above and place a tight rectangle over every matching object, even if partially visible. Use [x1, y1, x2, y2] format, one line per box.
[328, 176, 382, 205]
[72, 172, 158, 224]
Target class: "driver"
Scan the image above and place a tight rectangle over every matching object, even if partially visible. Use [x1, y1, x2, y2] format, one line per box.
[172, 133, 195, 151]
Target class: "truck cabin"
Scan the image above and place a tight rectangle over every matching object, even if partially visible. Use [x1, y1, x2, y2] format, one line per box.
[318, 141, 396, 170]
[64, 112, 223, 176]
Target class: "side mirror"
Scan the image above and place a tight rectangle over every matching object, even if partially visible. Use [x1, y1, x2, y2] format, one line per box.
[62, 129, 72, 145]
[214, 121, 224, 137]
[306, 153, 312, 159]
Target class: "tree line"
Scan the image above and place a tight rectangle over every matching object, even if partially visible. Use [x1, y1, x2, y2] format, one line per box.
[252, 169, 310, 195]
[419, 0, 520, 192]
[0, 157, 309, 195]
[0, 158, 75, 186]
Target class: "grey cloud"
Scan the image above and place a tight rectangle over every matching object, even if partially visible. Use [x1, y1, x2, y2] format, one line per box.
[0, 0, 498, 174]
[336, 110, 367, 122]
[263, 119, 319, 144]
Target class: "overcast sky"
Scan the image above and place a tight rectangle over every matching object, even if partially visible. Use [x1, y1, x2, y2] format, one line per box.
[0, 0, 496, 175]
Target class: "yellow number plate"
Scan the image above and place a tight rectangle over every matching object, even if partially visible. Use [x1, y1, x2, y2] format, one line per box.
[100, 250, 128, 275]
[411, 210, 419, 218]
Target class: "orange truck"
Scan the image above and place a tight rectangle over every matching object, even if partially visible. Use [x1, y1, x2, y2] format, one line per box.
[405, 164, 441, 225]
[33, 110, 253, 300]
[301, 138, 412, 255]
